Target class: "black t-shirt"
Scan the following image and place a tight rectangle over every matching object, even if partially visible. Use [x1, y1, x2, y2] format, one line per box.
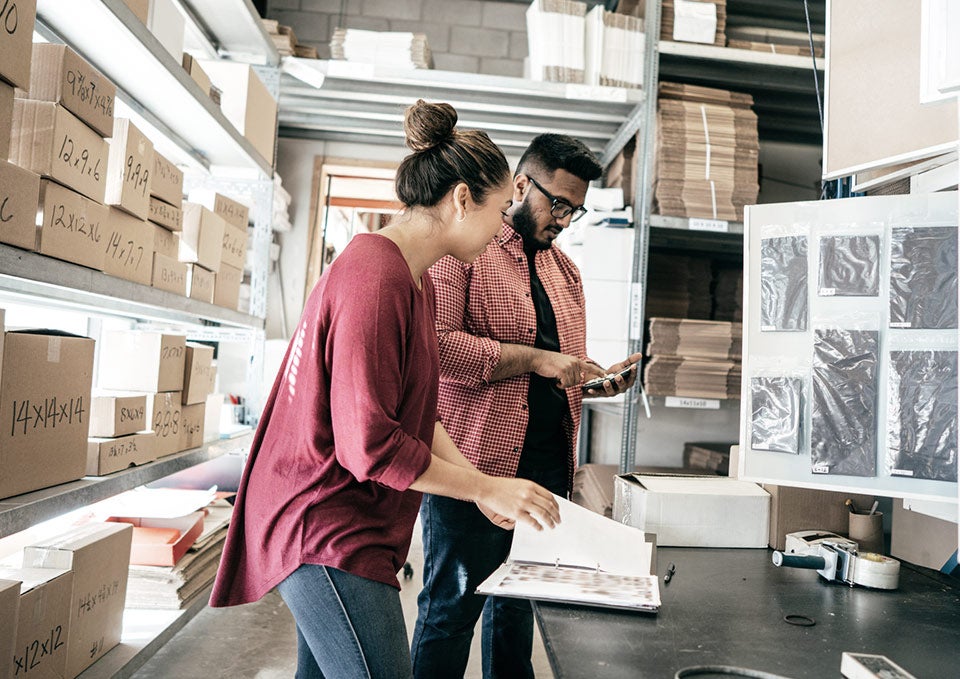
[519, 246, 569, 472]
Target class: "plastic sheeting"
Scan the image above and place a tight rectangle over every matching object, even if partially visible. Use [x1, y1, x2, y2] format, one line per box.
[818, 234, 880, 297]
[760, 236, 808, 332]
[887, 350, 958, 482]
[811, 329, 879, 477]
[750, 376, 803, 454]
[889, 226, 958, 329]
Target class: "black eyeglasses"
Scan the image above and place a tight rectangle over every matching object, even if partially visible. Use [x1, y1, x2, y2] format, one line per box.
[526, 176, 588, 223]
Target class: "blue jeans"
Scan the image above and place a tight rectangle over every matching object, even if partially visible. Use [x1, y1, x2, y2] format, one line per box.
[411, 465, 568, 679]
[278, 564, 412, 679]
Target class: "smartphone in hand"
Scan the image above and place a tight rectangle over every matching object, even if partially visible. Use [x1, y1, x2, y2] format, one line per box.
[582, 363, 636, 392]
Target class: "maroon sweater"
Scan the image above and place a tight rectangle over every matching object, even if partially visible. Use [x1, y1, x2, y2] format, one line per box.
[210, 234, 437, 606]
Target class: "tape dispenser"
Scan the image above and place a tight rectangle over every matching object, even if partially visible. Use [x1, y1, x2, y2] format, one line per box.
[772, 541, 900, 590]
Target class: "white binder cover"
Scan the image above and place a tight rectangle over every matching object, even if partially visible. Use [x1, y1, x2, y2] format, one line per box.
[476, 495, 660, 613]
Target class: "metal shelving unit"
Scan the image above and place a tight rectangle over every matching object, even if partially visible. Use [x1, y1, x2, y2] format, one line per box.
[179, 0, 281, 66]
[0, 433, 252, 539]
[36, 0, 274, 175]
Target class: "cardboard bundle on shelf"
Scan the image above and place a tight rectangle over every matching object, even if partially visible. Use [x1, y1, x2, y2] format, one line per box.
[726, 25, 824, 57]
[726, 39, 822, 58]
[654, 82, 759, 222]
[262, 22, 297, 57]
[526, 0, 587, 83]
[585, 6, 644, 89]
[643, 354, 741, 400]
[330, 28, 432, 69]
[645, 254, 713, 319]
[682, 441, 732, 475]
[647, 317, 742, 360]
[125, 501, 232, 609]
[617, 0, 725, 46]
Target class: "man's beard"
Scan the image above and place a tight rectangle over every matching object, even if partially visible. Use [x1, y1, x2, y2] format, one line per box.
[512, 198, 553, 251]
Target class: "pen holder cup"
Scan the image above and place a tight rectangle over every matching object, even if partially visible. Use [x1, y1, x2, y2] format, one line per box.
[848, 511, 884, 554]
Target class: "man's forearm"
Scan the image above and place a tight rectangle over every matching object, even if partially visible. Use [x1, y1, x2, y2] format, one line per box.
[490, 343, 544, 382]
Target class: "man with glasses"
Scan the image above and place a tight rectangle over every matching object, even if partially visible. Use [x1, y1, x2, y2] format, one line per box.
[412, 134, 641, 679]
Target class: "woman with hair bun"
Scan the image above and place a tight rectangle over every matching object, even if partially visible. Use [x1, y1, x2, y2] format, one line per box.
[209, 100, 560, 678]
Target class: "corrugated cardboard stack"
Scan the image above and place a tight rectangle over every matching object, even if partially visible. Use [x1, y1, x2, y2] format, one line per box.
[526, 0, 587, 83]
[645, 254, 713, 319]
[585, 7, 644, 89]
[654, 82, 759, 222]
[330, 29, 433, 69]
[643, 317, 742, 399]
[617, 0, 725, 46]
[187, 190, 250, 310]
[726, 25, 824, 57]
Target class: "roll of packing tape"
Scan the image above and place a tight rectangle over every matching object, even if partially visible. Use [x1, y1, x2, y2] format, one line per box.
[851, 553, 900, 590]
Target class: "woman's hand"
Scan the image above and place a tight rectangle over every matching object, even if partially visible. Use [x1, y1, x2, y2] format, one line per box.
[476, 477, 560, 531]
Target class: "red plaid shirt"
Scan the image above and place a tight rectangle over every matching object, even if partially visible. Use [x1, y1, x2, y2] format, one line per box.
[430, 223, 587, 484]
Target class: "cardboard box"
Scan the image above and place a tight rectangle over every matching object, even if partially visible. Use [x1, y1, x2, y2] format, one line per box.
[0, 579, 19, 679]
[147, 0, 185, 62]
[181, 53, 211, 95]
[891, 501, 959, 573]
[121, 0, 150, 24]
[88, 393, 147, 437]
[763, 485, 876, 551]
[0, 329, 95, 500]
[20, 44, 116, 138]
[180, 403, 205, 450]
[150, 152, 182, 207]
[180, 203, 224, 272]
[109, 511, 203, 566]
[10, 101, 109, 203]
[186, 263, 215, 304]
[105, 119, 153, 219]
[187, 188, 249, 230]
[219, 222, 248, 271]
[214, 263, 243, 310]
[87, 432, 157, 475]
[182, 343, 215, 405]
[23, 523, 132, 678]
[151, 252, 187, 295]
[102, 208, 154, 286]
[0, 159, 40, 250]
[200, 61, 277, 165]
[153, 223, 179, 258]
[146, 390, 183, 457]
[613, 474, 770, 548]
[97, 331, 185, 393]
[148, 196, 183, 232]
[36, 180, 108, 270]
[0, 81, 12, 159]
[0, 568, 72, 679]
[0, 0, 36, 89]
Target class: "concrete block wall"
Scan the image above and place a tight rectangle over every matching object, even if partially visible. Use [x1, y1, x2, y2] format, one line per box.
[266, 0, 529, 77]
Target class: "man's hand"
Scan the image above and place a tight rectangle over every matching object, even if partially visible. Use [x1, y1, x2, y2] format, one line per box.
[478, 504, 516, 530]
[476, 477, 561, 531]
[583, 352, 643, 398]
[533, 351, 607, 389]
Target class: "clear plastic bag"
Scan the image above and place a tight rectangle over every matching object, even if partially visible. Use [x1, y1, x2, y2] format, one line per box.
[811, 328, 879, 477]
[818, 234, 880, 297]
[889, 226, 958, 329]
[760, 235, 808, 332]
[886, 350, 958, 482]
[750, 376, 803, 454]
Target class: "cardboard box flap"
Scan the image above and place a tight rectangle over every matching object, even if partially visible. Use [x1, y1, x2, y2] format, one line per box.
[6, 328, 89, 339]
[0, 567, 71, 594]
[631, 475, 770, 497]
[24, 523, 132, 563]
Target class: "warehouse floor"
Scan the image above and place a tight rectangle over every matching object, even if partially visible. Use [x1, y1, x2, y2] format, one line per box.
[132, 519, 552, 678]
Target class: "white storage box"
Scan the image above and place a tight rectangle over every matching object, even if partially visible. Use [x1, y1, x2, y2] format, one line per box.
[613, 474, 770, 548]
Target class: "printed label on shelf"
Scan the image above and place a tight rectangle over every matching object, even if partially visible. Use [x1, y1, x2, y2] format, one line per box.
[629, 282, 644, 339]
[819, 287, 837, 296]
[565, 84, 628, 103]
[761, 325, 776, 332]
[891, 469, 915, 477]
[889, 322, 912, 328]
[812, 463, 830, 474]
[327, 61, 375, 79]
[688, 218, 729, 232]
[664, 396, 720, 410]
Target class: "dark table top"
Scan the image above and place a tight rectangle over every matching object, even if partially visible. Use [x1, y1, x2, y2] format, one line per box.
[533, 547, 960, 679]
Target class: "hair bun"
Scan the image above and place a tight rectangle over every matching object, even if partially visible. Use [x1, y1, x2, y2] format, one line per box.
[404, 100, 457, 152]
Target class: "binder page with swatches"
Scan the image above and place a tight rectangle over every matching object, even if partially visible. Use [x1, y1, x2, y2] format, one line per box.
[476, 495, 660, 613]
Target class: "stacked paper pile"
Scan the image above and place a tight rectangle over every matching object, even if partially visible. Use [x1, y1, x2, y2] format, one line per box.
[643, 317, 742, 399]
[262, 20, 297, 57]
[125, 501, 232, 610]
[682, 441, 732, 475]
[727, 25, 824, 57]
[661, 0, 726, 45]
[527, 0, 587, 83]
[713, 266, 743, 322]
[654, 82, 759, 221]
[585, 7, 644, 89]
[330, 29, 432, 69]
[645, 254, 712, 319]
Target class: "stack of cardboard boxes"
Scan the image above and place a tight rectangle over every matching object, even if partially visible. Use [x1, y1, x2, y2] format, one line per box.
[94, 331, 218, 466]
[185, 190, 250, 310]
